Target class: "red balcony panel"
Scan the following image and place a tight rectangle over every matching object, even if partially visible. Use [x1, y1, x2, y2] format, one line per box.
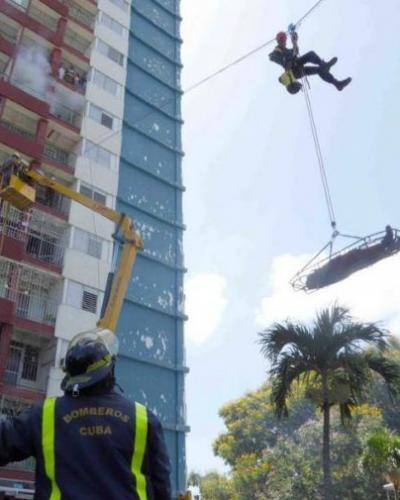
[0, 235, 25, 261]
[0, 383, 45, 401]
[24, 254, 62, 275]
[0, 36, 14, 57]
[0, 0, 61, 46]
[0, 79, 50, 117]
[0, 468, 35, 482]
[0, 298, 13, 323]
[40, 0, 68, 17]
[12, 317, 54, 336]
[34, 201, 68, 221]
[0, 125, 42, 160]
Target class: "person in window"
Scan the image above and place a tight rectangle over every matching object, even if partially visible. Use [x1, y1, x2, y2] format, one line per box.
[269, 31, 352, 91]
[0, 329, 172, 499]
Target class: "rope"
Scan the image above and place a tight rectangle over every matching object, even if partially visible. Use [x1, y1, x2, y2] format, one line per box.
[82, 0, 330, 156]
[302, 80, 337, 228]
[295, 0, 327, 29]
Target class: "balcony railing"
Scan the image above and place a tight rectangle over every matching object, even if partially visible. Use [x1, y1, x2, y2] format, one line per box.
[0, 259, 61, 326]
[36, 186, 70, 216]
[64, 30, 91, 55]
[0, 120, 35, 140]
[0, 201, 29, 242]
[43, 143, 76, 168]
[15, 292, 58, 325]
[0, 23, 19, 44]
[28, 5, 59, 31]
[50, 101, 82, 129]
[68, 1, 95, 29]
[26, 232, 65, 267]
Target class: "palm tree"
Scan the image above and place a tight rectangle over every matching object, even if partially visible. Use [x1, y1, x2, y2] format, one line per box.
[259, 305, 400, 500]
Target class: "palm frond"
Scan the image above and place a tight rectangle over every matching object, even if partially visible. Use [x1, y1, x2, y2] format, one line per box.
[270, 352, 311, 418]
[367, 352, 400, 398]
[258, 321, 314, 363]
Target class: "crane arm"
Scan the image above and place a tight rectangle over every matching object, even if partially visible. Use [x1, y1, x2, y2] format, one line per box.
[0, 157, 143, 333]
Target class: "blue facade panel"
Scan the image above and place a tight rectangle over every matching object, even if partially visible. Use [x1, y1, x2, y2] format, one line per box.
[118, 0, 186, 496]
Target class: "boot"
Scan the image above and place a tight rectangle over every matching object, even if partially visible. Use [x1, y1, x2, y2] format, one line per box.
[323, 57, 338, 70]
[335, 77, 352, 91]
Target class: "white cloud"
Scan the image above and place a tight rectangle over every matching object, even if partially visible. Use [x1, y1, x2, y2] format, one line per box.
[257, 252, 400, 333]
[185, 274, 228, 344]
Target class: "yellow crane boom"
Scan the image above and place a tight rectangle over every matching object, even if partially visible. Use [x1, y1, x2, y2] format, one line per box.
[0, 155, 143, 333]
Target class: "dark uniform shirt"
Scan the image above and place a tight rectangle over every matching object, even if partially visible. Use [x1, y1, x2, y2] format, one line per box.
[0, 391, 171, 500]
[269, 46, 296, 69]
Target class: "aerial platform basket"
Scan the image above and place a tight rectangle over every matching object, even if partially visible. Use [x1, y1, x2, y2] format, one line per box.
[290, 229, 400, 292]
[0, 175, 36, 210]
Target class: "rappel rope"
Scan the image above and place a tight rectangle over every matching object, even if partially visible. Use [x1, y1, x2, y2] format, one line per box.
[289, 21, 337, 232]
[302, 82, 337, 230]
[82, 0, 330, 157]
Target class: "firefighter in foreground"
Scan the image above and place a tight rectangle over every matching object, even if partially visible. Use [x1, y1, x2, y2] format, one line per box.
[270, 31, 352, 93]
[0, 329, 171, 499]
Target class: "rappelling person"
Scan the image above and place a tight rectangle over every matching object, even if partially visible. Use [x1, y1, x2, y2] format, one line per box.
[269, 31, 352, 93]
[0, 329, 172, 499]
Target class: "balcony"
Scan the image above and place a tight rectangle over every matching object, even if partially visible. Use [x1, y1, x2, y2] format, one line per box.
[28, 4, 59, 32]
[64, 28, 92, 57]
[0, 119, 35, 141]
[43, 142, 76, 168]
[50, 100, 82, 129]
[68, 1, 96, 30]
[0, 258, 61, 326]
[0, 21, 19, 45]
[58, 62, 87, 93]
[35, 182, 70, 216]
[15, 292, 58, 325]
[0, 202, 67, 268]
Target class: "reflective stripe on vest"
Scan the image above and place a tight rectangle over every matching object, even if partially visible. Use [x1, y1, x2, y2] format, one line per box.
[131, 402, 148, 500]
[42, 398, 61, 500]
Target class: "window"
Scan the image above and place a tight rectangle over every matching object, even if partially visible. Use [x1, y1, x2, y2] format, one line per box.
[80, 183, 107, 205]
[4, 341, 40, 386]
[73, 228, 103, 259]
[84, 140, 118, 171]
[66, 281, 100, 314]
[92, 69, 121, 97]
[89, 104, 116, 130]
[97, 40, 124, 66]
[108, 0, 129, 12]
[100, 13, 125, 36]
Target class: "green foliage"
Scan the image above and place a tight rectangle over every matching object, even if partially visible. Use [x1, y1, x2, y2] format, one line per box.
[214, 383, 314, 467]
[193, 307, 400, 499]
[196, 471, 234, 500]
[362, 428, 400, 490]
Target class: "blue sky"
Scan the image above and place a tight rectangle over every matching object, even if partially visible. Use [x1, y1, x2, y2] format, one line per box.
[181, 0, 400, 473]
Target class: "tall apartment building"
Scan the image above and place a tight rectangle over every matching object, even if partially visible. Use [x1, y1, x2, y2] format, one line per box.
[0, 0, 185, 496]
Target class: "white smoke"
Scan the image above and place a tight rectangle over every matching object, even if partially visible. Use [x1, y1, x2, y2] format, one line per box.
[13, 44, 51, 99]
[12, 43, 85, 115]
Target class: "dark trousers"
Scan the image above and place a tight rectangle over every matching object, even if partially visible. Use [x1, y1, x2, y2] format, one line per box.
[292, 51, 337, 85]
